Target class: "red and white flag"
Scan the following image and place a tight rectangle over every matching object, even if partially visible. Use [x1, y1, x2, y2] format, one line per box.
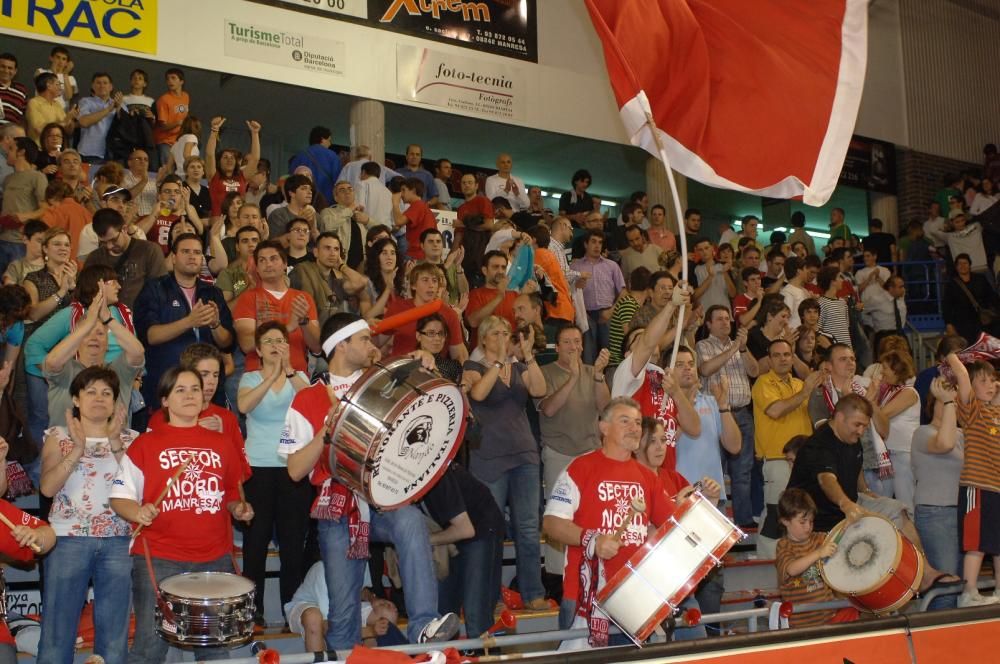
[585, 0, 868, 206]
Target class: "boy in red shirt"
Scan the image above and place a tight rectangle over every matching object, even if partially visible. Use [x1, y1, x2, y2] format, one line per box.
[392, 178, 437, 261]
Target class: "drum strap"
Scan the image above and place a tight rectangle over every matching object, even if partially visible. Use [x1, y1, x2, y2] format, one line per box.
[142, 538, 176, 623]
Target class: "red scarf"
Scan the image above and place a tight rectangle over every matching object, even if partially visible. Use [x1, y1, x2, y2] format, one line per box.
[312, 481, 370, 559]
[576, 529, 608, 647]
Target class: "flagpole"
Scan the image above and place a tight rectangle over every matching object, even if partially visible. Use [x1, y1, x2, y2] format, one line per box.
[643, 111, 688, 371]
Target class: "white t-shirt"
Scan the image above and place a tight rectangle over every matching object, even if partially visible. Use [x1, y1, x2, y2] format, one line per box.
[171, 134, 200, 176]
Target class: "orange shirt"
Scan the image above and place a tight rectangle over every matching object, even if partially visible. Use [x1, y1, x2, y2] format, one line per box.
[153, 91, 190, 146]
[232, 287, 318, 372]
[466, 286, 518, 346]
[41, 197, 91, 261]
[534, 247, 574, 322]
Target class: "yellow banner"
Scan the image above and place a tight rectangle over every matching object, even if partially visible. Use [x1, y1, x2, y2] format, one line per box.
[0, 0, 157, 55]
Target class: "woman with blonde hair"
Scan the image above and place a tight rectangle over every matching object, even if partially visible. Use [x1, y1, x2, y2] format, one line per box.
[462, 315, 548, 611]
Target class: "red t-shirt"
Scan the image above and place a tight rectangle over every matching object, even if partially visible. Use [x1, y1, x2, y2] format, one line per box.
[148, 212, 180, 256]
[732, 293, 756, 320]
[147, 403, 251, 480]
[279, 371, 363, 514]
[544, 449, 675, 601]
[0, 501, 46, 645]
[466, 287, 518, 344]
[403, 200, 437, 259]
[457, 196, 493, 224]
[111, 425, 242, 562]
[209, 172, 247, 217]
[233, 287, 318, 372]
[385, 297, 463, 356]
[658, 466, 688, 497]
[612, 362, 681, 471]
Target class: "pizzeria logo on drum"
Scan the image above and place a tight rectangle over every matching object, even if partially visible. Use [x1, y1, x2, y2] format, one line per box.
[371, 391, 461, 498]
[399, 414, 435, 463]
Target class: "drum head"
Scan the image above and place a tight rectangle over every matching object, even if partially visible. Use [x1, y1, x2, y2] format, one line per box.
[160, 572, 254, 599]
[822, 516, 898, 592]
[367, 380, 465, 508]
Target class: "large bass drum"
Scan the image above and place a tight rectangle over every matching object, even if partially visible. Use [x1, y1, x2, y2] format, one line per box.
[821, 515, 924, 614]
[329, 358, 468, 510]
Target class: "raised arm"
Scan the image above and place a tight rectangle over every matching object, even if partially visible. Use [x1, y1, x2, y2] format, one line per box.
[628, 283, 690, 377]
[946, 352, 972, 404]
[204, 117, 224, 181]
[242, 121, 261, 176]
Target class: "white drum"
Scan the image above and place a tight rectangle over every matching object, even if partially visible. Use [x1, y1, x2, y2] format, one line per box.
[821, 515, 924, 614]
[596, 493, 743, 644]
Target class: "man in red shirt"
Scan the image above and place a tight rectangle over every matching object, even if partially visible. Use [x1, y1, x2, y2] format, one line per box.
[465, 250, 520, 343]
[392, 177, 437, 261]
[456, 173, 493, 226]
[385, 262, 468, 362]
[233, 241, 321, 371]
[543, 396, 678, 643]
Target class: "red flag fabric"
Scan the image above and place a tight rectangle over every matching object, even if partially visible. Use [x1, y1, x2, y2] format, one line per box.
[584, 0, 868, 206]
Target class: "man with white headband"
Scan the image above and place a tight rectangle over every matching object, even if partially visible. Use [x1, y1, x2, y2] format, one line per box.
[280, 312, 459, 649]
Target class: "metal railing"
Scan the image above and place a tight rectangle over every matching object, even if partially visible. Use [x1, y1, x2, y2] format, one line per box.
[231, 600, 858, 663]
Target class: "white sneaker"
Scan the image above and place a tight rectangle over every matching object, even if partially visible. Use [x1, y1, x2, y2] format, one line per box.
[418, 612, 460, 643]
[957, 590, 1000, 608]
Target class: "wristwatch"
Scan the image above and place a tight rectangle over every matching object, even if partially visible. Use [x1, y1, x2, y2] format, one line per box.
[100, 315, 113, 326]
[493, 361, 504, 370]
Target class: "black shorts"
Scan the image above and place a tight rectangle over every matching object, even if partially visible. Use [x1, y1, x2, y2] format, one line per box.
[958, 486, 1000, 555]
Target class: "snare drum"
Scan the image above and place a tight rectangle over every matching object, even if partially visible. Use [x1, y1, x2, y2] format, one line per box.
[155, 572, 255, 648]
[329, 358, 468, 510]
[596, 493, 743, 645]
[821, 515, 924, 614]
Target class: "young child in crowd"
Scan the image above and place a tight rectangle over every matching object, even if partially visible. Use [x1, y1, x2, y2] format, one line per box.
[2, 220, 47, 286]
[775, 488, 857, 627]
[946, 354, 1000, 607]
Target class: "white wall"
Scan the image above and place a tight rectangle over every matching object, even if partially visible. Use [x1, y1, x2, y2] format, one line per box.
[153, 0, 629, 145]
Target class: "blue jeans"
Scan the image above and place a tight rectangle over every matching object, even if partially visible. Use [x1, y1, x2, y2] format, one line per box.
[38, 536, 131, 664]
[155, 143, 172, 171]
[727, 407, 755, 525]
[583, 311, 610, 365]
[318, 505, 438, 649]
[439, 530, 503, 638]
[481, 463, 545, 603]
[129, 554, 232, 663]
[914, 504, 960, 610]
[0, 240, 24, 280]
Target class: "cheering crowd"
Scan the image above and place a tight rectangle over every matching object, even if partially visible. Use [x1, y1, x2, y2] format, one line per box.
[0, 46, 999, 661]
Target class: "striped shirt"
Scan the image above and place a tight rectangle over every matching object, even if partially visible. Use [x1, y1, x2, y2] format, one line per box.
[0, 82, 28, 125]
[696, 334, 753, 408]
[570, 255, 624, 311]
[776, 532, 836, 628]
[608, 294, 641, 365]
[817, 296, 852, 346]
[957, 398, 1000, 493]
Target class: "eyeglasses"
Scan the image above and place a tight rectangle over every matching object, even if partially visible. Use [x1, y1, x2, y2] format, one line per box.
[100, 229, 124, 248]
[418, 330, 447, 338]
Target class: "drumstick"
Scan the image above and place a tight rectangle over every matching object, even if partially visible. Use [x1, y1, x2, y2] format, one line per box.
[131, 459, 192, 542]
[611, 497, 647, 541]
[0, 512, 41, 553]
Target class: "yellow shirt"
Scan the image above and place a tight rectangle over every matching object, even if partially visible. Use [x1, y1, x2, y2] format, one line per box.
[751, 370, 813, 459]
[26, 96, 66, 145]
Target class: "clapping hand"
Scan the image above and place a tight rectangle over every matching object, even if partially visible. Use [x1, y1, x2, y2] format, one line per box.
[594, 348, 610, 374]
[290, 294, 311, 325]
